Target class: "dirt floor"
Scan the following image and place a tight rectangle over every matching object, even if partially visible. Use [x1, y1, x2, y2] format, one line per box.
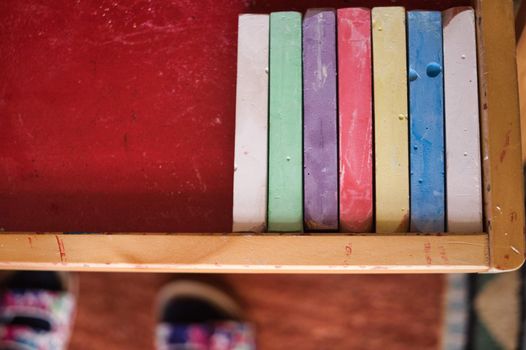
[70, 273, 445, 350]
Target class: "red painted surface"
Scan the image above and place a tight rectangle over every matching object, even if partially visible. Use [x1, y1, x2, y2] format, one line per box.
[0, 0, 469, 232]
[337, 8, 373, 232]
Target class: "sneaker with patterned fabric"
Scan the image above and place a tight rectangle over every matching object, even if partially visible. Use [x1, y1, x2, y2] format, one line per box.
[0, 271, 77, 350]
[155, 280, 255, 350]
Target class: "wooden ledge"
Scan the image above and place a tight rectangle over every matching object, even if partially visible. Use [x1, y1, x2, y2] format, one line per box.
[0, 233, 489, 273]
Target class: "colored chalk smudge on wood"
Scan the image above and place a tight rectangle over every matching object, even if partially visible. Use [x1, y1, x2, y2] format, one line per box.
[337, 8, 373, 233]
[443, 7, 483, 233]
[372, 7, 409, 233]
[408, 11, 445, 232]
[268, 12, 303, 232]
[303, 9, 338, 231]
[232, 14, 269, 232]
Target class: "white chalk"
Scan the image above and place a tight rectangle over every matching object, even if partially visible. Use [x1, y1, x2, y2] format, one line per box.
[232, 14, 269, 232]
[443, 8, 483, 232]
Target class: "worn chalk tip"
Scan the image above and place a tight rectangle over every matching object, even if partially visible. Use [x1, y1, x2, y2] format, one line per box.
[426, 62, 442, 77]
[408, 68, 419, 81]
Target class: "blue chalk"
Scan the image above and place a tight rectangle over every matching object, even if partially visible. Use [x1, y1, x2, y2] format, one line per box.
[408, 11, 445, 232]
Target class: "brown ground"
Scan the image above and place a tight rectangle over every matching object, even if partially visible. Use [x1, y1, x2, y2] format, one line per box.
[69, 273, 445, 350]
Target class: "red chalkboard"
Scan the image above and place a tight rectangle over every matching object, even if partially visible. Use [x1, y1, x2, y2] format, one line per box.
[0, 0, 470, 232]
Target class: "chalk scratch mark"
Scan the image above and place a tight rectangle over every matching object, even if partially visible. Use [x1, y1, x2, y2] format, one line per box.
[192, 158, 207, 192]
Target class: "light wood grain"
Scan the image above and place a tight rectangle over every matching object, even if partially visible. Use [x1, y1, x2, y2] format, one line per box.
[476, 0, 525, 271]
[0, 233, 488, 273]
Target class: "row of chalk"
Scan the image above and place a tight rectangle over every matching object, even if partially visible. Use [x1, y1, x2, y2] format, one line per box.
[232, 7, 482, 233]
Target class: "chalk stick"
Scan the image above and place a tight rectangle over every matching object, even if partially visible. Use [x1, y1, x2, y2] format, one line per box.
[372, 7, 409, 233]
[303, 9, 338, 231]
[408, 11, 445, 232]
[443, 7, 483, 233]
[232, 14, 269, 233]
[268, 12, 303, 232]
[337, 8, 373, 233]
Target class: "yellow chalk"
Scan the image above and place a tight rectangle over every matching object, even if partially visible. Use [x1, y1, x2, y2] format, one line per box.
[372, 7, 409, 233]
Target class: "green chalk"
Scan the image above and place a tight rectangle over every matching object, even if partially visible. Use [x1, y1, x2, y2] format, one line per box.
[268, 12, 303, 232]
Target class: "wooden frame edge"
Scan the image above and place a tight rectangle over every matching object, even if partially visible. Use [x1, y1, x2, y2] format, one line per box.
[0, 233, 488, 273]
[476, 0, 526, 272]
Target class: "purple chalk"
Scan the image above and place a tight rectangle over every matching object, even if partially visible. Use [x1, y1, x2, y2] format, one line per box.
[303, 9, 338, 231]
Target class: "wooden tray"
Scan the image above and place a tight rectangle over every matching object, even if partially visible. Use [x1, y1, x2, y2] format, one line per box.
[0, 0, 523, 273]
